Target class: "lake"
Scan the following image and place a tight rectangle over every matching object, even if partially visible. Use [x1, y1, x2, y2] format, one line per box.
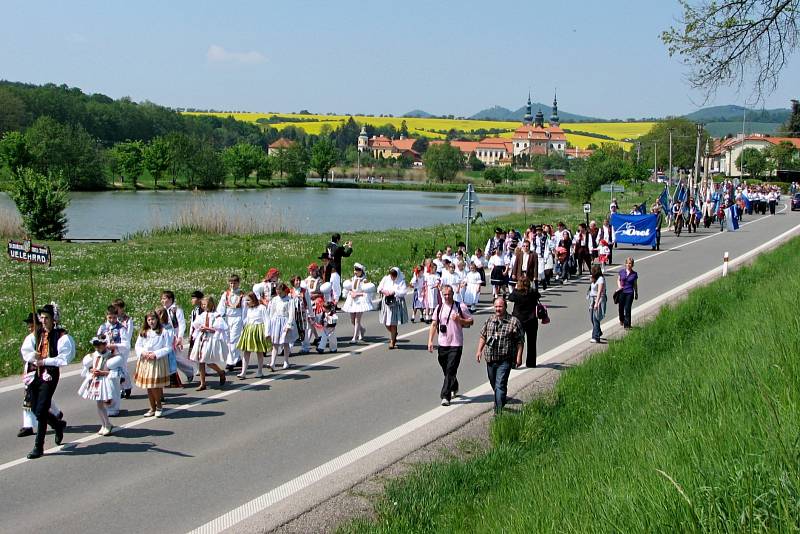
[0, 188, 568, 239]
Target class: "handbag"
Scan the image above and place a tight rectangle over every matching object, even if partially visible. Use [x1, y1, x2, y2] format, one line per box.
[383, 295, 397, 306]
[536, 302, 550, 324]
[612, 289, 622, 304]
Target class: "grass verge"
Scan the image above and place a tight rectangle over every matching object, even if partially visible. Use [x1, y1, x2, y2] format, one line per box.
[341, 236, 800, 533]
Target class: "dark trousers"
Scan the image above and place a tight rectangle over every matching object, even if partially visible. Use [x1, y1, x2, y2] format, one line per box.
[618, 292, 634, 328]
[437, 346, 462, 401]
[520, 318, 538, 367]
[653, 228, 662, 250]
[769, 200, 776, 214]
[486, 359, 513, 413]
[29, 368, 61, 451]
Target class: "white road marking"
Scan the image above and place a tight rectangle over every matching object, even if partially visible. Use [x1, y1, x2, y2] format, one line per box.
[188, 214, 800, 534]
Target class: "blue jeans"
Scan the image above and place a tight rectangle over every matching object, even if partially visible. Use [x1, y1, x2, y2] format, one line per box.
[486, 359, 513, 413]
[590, 307, 603, 340]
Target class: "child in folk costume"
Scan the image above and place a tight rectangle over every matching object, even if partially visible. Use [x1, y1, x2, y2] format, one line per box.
[300, 263, 322, 353]
[161, 290, 194, 386]
[597, 240, 611, 270]
[189, 296, 228, 391]
[155, 307, 181, 389]
[268, 283, 299, 370]
[187, 290, 204, 356]
[410, 266, 425, 323]
[78, 335, 123, 436]
[342, 262, 375, 342]
[316, 302, 338, 353]
[134, 311, 171, 417]
[488, 246, 507, 299]
[289, 276, 308, 348]
[253, 268, 280, 306]
[96, 305, 130, 416]
[217, 274, 245, 370]
[462, 261, 483, 312]
[237, 292, 272, 379]
[422, 262, 441, 324]
[440, 261, 461, 303]
[112, 298, 134, 399]
[18, 313, 63, 438]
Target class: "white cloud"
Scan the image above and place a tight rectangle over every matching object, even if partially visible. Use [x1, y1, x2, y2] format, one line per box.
[207, 45, 266, 65]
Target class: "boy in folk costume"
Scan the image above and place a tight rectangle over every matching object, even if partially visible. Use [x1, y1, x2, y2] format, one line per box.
[316, 302, 338, 353]
[187, 290, 204, 356]
[300, 263, 322, 354]
[18, 313, 63, 438]
[253, 268, 280, 306]
[319, 252, 342, 306]
[217, 274, 245, 370]
[96, 305, 130, 416]
[161, 290, 195, 386]
[112, 298, 134, 399]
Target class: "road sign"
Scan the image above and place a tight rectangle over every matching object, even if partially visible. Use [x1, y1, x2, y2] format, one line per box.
[460, 184, 479, 251]
[600, 184, 625, 193]
[7, 240, 51, 265]
[583, 203, 591, 214]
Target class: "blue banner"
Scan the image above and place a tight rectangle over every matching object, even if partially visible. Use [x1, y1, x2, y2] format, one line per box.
[611, 214, 658, 247]
[659, 186, 670, 214]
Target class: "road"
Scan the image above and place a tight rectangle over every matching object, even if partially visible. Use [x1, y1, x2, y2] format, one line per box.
[0, 203, 797, 534]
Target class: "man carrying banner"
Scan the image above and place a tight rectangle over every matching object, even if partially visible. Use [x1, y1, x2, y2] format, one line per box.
[651, 203, 665, 251]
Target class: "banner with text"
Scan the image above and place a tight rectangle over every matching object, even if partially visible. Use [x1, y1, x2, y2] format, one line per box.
[611, 214, 658, 247]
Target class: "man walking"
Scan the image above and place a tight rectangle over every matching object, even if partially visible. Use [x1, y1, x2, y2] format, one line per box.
[427, 286, 473, 406]
[326, 233, 353, 276]
[476, 297, 524, 414]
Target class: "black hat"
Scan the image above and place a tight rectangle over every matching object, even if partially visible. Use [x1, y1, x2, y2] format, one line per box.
[494, 227, 503, 233]
[37, 304, 55, 317]
[318, 252, 331, 260]
[191, 290, 204, 299]
[24, 312, 40, 325]
[91, 334, 108, 346]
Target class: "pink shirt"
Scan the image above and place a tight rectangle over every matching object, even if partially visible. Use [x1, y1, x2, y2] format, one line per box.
[435, 302, 472, 347]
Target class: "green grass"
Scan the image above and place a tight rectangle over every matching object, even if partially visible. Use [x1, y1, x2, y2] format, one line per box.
[0, 209, 583, 378]
[342, 236, 800, 533]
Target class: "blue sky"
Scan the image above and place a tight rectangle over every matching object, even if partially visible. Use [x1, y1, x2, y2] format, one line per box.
[2, 0, 798, 119]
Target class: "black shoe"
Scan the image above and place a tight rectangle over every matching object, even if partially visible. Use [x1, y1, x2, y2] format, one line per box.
[316, 347, 325, 353]
[124, 389, 132, 399]
[54, 420, 66, 445]
[17, 427, 34, 437]
[56, 411, 64, 420]
[225, 364, 235, 372]
[27, 449, 43, 460]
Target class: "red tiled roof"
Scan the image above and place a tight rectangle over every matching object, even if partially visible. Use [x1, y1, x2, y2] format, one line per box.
[430, 140, 480, 153]
[392, 138, 416, 151]
[269, 138, 294, 149]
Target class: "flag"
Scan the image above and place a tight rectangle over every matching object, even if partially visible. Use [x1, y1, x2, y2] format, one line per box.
[638, 201, 648, 214]
[725, 206, 739, 231]
[741, 191, 751, 212]
[659, 185, 670, 214]
[677, 185, 687, 202]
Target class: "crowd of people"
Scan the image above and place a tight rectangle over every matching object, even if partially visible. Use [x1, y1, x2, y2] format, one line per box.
[20, 181, 777, 457]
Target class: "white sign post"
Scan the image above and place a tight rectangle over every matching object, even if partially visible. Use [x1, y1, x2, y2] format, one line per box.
[458, 184, 479, 251]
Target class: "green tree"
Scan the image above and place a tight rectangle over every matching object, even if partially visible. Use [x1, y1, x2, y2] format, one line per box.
[636, 118, 709, 173]
[736, 147, 770, 179]
[484, 167, 502, 185]
[781, 99, 800, 137]
[423, 142, 463, 182]
[8, 168, 69, 240]
[662, 0, 800, 100]
[222, 142, 262, 186]
[271, 148, 289, 178]
[502, 165, 518, 183]
[399, 120, 410, 138]
[310, 137, 339, 181]
[110, 140, 144, 184]
[0, 131, 34, 176]
[767, 140, 798, 170]
[0, 87, 28, 134]
[284, 143, 309, 187]
[256, 152, 273, 183]
[468, 153, 485, 171]
[142, 136, 171, 189]
[411, 137, 429, 154]
[188, 142, 226, 189]
[164, 132, 195, 186]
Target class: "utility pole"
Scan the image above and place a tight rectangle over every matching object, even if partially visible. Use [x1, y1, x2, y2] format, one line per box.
[636, 141, 641, 165]
[653, 141, 658, 182]
[668, 128, 674, 188]
[693, 123, 703, 199]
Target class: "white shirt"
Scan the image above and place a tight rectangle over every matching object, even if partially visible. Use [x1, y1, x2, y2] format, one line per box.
[135, 329, 172, 360]
[242, 304, 270, 326]
[21, 330, 76, 367]
[166, 304, 186, 341]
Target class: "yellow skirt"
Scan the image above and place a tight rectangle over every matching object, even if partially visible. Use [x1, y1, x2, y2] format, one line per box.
[134, 357, 170, 389]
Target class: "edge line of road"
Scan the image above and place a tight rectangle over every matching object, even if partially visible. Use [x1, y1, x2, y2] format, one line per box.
[188, 208, 800, 534]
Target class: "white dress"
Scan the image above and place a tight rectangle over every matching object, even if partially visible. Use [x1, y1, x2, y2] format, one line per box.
[267, 296, 298, 344]
[342, 276, 376, 313]
[463, 271, 482, 306]
[78, 351, 123, 402]
[423, 272, 441, 308]
[189, 311, 229, 365]
[377, 274, 409, 326]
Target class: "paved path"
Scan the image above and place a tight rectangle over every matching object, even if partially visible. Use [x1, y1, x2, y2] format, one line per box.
[0, 203, 797, 534]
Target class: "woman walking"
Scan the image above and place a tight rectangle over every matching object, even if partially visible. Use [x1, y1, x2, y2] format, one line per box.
[342, 263, 375, 343]
[617, 257, 638, 329]
[134, 311, 171, 417]
[507, 278, 541, 368]
[377, 267, 408, 349]
[588, 265, 607, 343]
[237, 292, 271, 379]
[189, 296, 227, 390]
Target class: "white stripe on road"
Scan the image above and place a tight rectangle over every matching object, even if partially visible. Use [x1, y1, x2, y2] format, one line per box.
[188, 214, 800, 534]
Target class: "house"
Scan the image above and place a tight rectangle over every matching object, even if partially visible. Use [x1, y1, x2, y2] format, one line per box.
[706, 134, 800, 177]
[429, 140, 480, 158]
[475, 138, 514, 166]
[357, 127, 421, 162]
[268, 138, 295, 156]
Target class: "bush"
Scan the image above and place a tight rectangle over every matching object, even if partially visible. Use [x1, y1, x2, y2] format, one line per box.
[8, 167, 69, 240]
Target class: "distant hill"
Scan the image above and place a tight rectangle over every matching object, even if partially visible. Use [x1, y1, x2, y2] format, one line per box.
[703, 121, 782, 138]
[684, 105, 790, 124]
[402, 109, 434, 118]
[469, 103, 599, 123]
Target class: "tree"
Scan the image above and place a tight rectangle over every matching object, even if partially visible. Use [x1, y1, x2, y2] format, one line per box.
[767, 139, 799, 169]
[399, 120, 410, 138]
[662, 0, 800, 101]
[502, 165, 518, 183]
[188, 142, 226, 189]
[423, 142, 463, 182]
[412, 137, 429, 154]
[310, 137, 339, 181]
[8, 168, 69, 240]
[284, 143, 309, 187]
[468, 153, 485, 171]
[736, 147, 770, 178]
[484, 167, 502, 185]
[636, 118, 709, 173]
[0, 87, 28, 134]
[110, 140, 144, 184]
[142, 136, 171, 189]
[256, 152, 273, 183]
[222, 142, 262, 186]
[271, 148, 289, 178]
[781, 99, 800, 137]
[0, 131, 34, 175]
[164, 132, 195, 186]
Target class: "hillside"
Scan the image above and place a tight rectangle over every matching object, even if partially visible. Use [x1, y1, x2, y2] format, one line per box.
[402, 109, 434, 118]
[470, 103, 599, 122]
[684, 104, 790, 123]
[703, 121, 782, 138]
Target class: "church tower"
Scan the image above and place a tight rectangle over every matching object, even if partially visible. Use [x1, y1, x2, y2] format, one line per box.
[357, 125, 369, 153]
[523, 92, 533, 125]
[534, 107, 544, 128]
[550, 91, 560, 127]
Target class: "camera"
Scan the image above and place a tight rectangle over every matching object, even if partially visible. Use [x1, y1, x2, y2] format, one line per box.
[486, 336, 499, 349]
[439, 324, 448, 334]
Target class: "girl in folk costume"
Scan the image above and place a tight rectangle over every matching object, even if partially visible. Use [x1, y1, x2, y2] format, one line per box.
[217, 274, 245, 370]
[432, 250, 445, 275]
[300, 263, 323, 353]
[78, 336, 123, 436]
[470, 248, 486, 286]
[96, 305, 129, 417]
[597, 240, 611, 269]
[267, 283, 299, 370]
[377, 267, 409, 349]
[155, 307, 183, 388]
[488, 246, 507, 299]
[410, 265, 425, 323]
[112, 298, 134, 399]
[134, 311, 171, 417]
[189, 296, 228, 391]
[253, 268, 280, 306]
[237, 292, 272, 379]
[422, 261, 441, 323]
[289, 276, 308, 349]
[453, 260, 468, 302]
[342, 262, 375, 342]
[462, 260, 483, 312]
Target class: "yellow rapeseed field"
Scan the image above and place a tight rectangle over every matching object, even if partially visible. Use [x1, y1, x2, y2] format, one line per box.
[183, 112, 652, 149]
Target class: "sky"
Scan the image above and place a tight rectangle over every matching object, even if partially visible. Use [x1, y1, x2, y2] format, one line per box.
[2, 0, 799, 120]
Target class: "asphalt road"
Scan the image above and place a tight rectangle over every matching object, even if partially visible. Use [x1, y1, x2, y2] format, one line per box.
[0, 203, 797, 534]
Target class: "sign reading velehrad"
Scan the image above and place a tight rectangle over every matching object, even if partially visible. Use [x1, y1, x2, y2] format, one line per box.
[7, 240, 51, 265]
[610, 214, 658, 247]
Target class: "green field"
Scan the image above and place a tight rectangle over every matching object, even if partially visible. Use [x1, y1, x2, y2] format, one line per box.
[343, 235, 800, 533]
